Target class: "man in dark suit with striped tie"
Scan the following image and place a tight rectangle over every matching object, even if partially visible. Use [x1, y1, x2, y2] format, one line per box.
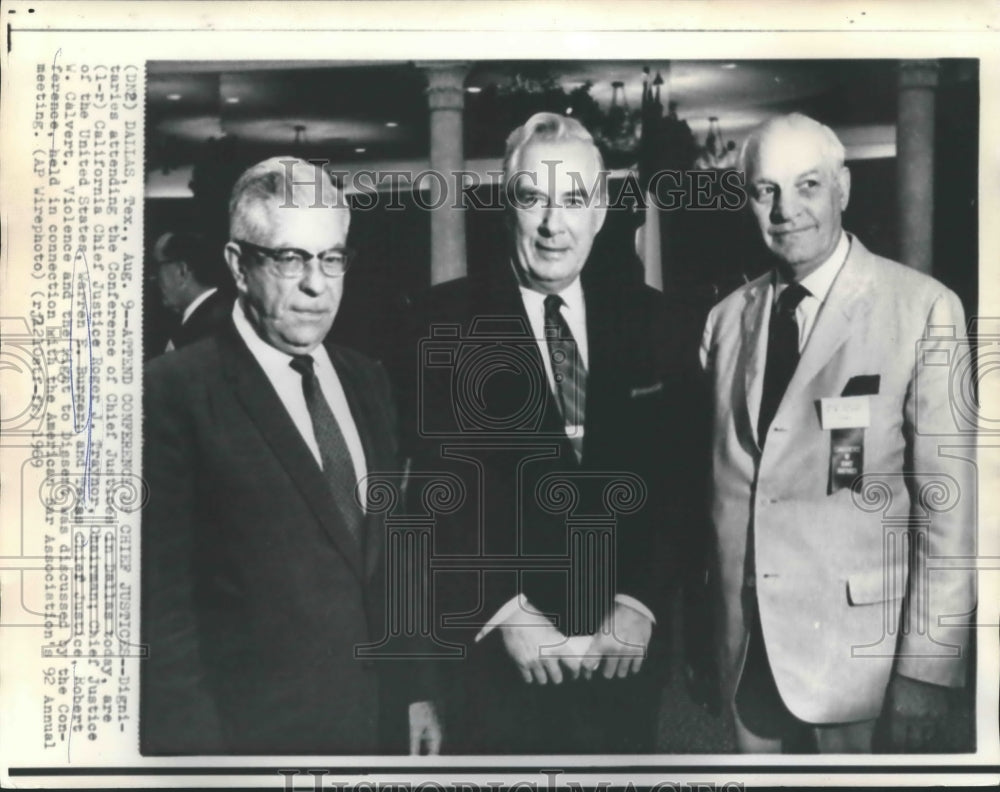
[141, 157, 441, 755]
[404, 113, 696, 753]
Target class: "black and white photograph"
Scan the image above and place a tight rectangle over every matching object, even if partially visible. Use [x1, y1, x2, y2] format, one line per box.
[140, 56, 980, 758]
[1, 2, 997, 789]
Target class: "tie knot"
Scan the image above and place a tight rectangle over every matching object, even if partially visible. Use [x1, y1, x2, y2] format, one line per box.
[777, 282, 809, 315]
[544, 293, 565, 319]
[289, 354, 315, 378]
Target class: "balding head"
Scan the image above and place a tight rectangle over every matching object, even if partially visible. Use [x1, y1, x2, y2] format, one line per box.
[739, 113, 846, 178]
[740, 113, 851, 280]
[152, 231, 218, 314]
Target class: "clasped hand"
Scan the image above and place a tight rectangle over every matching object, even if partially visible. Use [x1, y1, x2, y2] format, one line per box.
[499, 602, 652, 685]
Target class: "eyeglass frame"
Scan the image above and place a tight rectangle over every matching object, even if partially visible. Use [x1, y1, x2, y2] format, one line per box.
[233, 238, 353, 279]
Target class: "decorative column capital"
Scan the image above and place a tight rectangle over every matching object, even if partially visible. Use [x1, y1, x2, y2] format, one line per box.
[419, 61, 471, 111]
[898, 59, 940, 90]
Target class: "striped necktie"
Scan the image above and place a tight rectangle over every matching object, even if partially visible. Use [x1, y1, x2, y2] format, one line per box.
[543, 294, 587, 461]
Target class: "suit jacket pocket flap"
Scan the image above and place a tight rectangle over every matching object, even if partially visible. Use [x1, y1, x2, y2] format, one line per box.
[630, 381, 664, 398]
[847, 568, 905, 605]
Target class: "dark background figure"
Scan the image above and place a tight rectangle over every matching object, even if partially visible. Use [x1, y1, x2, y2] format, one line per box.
[148, 230, 232, 355]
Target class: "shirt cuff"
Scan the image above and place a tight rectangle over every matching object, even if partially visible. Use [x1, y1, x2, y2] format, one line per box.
[475, 594, 655, 643]
[474, 594, 529, 643]
[615, 594, 656, 624]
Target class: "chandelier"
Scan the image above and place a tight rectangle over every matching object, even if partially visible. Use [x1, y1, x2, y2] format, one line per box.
[591, 81, 643, 169]
[693, 117, 739, 170]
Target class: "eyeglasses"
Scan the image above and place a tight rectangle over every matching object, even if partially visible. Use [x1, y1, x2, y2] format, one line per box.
[234, 239, 352, 279]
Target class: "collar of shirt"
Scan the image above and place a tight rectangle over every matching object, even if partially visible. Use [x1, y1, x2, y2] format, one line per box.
[518, 276, 589, 369]
[231, 300, 368, 506]
[772, 230, 850, 350]
[231, 298, 337, 380]
[181, 287, 219, 326]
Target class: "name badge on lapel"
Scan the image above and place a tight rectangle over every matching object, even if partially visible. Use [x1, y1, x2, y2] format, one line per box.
[821, 396, 870, 493]
[820, 396, 870, 430]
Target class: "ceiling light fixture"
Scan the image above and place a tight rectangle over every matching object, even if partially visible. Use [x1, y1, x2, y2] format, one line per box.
[225, 97, 240, 104]
[166, 93, 182, 101]
[465, 86, 482, 94]
[721, 63, 738, 70]
[355, 147, 367, 153]
[385, 121, 399, 128]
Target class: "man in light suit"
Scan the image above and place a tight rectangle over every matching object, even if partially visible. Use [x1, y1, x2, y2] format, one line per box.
[700, 113, 974, 752]
[150, 231, 230, 353]
[404, 113, 699, 753]
[142, 157, 440, 755]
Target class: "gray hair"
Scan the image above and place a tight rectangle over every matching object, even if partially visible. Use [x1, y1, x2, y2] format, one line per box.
[228, 157, 347, 239]
[739, 113, 846, 175]
[502, 112, 605, 195]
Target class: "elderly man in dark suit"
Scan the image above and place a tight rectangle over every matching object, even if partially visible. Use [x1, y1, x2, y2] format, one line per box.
[404, 113, 698, 753]
[141, 157, 440, 755]
[150, 230, 230, 353]
[700, 113, 974, 753]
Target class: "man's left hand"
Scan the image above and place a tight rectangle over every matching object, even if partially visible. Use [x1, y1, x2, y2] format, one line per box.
[408, 700, 443, 755]
[886, 674, 950, 752]
[581, 603, 653, 680]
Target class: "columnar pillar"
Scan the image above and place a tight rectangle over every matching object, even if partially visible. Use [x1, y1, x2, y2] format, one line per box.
[421, 63, 469, 285]
[896, 60, 939, 276]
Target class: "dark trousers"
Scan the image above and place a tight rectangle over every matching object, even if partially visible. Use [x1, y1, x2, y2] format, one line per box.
[444, 632, 665, 754]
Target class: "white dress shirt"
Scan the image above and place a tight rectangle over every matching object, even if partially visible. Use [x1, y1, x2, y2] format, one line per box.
[182, 286, 219, 326]
[747, 231, 851, 427]
[475, 277, 654, 642]
[773, 230, 850, 352]
[232, 300, 368, 510]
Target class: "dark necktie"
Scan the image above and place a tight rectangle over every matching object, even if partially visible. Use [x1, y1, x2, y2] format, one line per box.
[543, 294, 587, 460]
[289, 354, 364, 545]
[757, 282, 810, 444]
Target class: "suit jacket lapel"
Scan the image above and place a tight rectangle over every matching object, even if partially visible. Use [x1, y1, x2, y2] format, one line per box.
[175, 289, 230, 347]
[783, 235, 876, 401]
[219, 323, 365, 580]
[480, 266, 570, 445]
[581, 280, 621, 464]
[741, 275, 771, 449]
